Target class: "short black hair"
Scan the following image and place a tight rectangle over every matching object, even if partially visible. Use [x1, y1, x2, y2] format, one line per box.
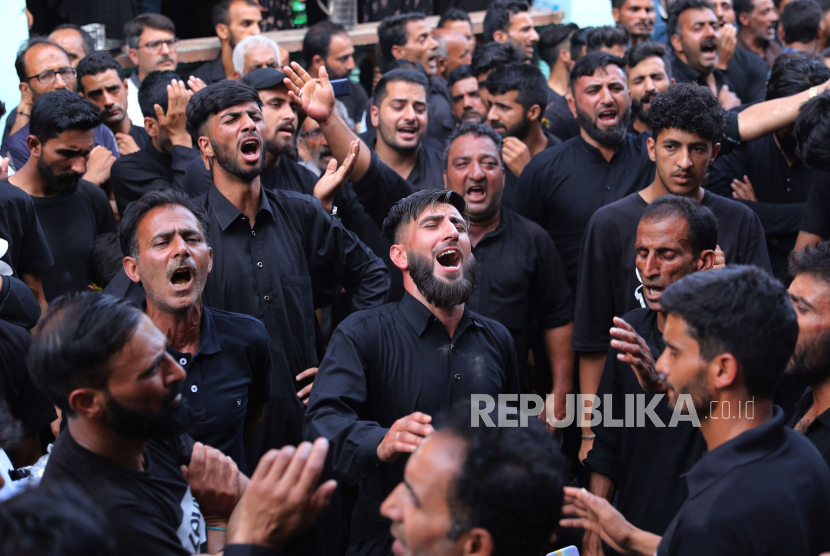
[569, 51, 627, 91]
[383, 58, 426, 74]
[569, 27, 593, 61]
[51, 23, 95, 55]
[302, 20, 347, 66]
[438, 8, 473, 28]
[484, 63, 550, 118]
[138, 70, 181, 119]
[447, 64, 474, 91]
[668, 0, 716, 38]
[766, 52, 830, 100]
[186, 79, 263, 140]
[539, 23, 580, 67]
[586, 25, 630, 53]
[469, 41, 524, 79]
[794, 90, 830, 169]
[119, 189, 211, 259]
[373, 68, 429, 108]
[661, 266, 799, 398]
[483, 0, 532, 42]
[781, 0, 822, 44]
[76, 52, 125, 94]
[790, 240, 830, 283]
[29, 90, 101, 145]
[625, 40, 673, 78]
[640, 195, 718, 256]
[89, 233, 125, 290]
[212, 0, 260, 29]
[124, 14, 176, 49]
[442, 122, 503, 170]
[646, 82, 726, 142]
[733, 0, 757, 22]
[28, 292, 145, 413]
[435, 403, 565, 555]
[381, 189, 468, 245]
[378, 13, 427, 67]
[0, 484, 116, 556]
[15, 37, 69, 82]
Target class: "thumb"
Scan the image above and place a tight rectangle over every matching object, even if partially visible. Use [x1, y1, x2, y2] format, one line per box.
[326, 157, 338, 175]
[180, 464, 189, 480]
[154, 103, 165, 121]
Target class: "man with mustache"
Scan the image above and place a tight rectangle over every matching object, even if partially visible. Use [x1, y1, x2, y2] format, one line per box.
[625, 42, 674, 135]
[7, 90, 116, 302]
[119, 189, 271, 474]
[735, 0, 783, 69]
[304, 189, 520, 556]
[612, 0, 658, 45]
[447, 65, 488, 125]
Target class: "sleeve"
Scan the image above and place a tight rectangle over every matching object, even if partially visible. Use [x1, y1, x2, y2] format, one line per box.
[15, 194, 54, 275]
[1, 325, 56, 435]
[721, 111, 743, 156]
[732, 199, 806, 237]
[0, 275, 41, 329]
[108, 503, 192, 556]
[581, 349, 624, 484]
[706, 149, 749, 198]
[531, 230, 573, 330]
[1, 131, 32, 173]
[801, 176, 830, 239]
[350, 152, 415, 229]
[247, 321, 273, 408]
[741, 211, 772, 272]
[514, 155, 547, 225]
[170, 146, 202, 194]
[96, 125, 120, 158]
[739, 53, 769, 104]
[110, 158, 174, 217]
[302, 321, 388, 485]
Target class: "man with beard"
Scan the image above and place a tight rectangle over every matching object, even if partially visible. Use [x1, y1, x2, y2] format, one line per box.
[735, 0, 783, 68]
[707, 53, 830, 282]
[7, 90, 116, 301]
[304, 189, 520, 556]
[484, 63, 561, 210]
[34, 292, 340, 556]
[788, 241, 830, 468]
[562, 266, 830, 556]
[573, 84, 769, 462]
[612, 0, 657, 45]
[625, 42, 673, 135]
[711, 0, 770, 105]
[484, 0, 541, 60]
[448, 65, 488, 125]
[191, 0, 262, 85]
[581, 196, 716, 556]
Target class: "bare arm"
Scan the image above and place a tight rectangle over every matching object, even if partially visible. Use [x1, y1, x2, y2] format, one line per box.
[543, 323, 574, 423]
[20, 271, 47, 323]
[794, 231, 823, 253]
[582, 472, 618, 556]
[578, 351, 606, 463]
[738, 78, 830, 142]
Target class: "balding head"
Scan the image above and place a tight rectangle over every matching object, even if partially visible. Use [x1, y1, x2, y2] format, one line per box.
[433, 28, 471, 79]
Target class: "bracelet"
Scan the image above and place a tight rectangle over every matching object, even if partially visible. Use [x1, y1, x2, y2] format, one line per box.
[206, 526, 227, 532]
[581, 435, 596, 440]
[16, 111, 29, 117]
[809, 86, 819, 99]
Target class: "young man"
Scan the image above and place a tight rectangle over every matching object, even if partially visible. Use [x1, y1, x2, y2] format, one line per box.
[586, 25, 630, 58]
[735, 0, 783, 68]
[447, 65, 488, 125]
[612, 0, 657, 44]
[539, 23, 580, 142]
[7, 90, 117, 301]
[780, 0, 823, 52]
[625, 41, 673, 135]
[562, 266, 830, 556]
[191, 0, 262, 85]
[438, 8, 477, 55]
[469, 41, 525, 106]
[432, 29, 471, 81]
[483, 0, 540, 60]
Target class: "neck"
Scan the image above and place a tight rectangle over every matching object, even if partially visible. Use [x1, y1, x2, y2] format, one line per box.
[656, 310, 667, 332]
[221, 41, 236, 79]
[9, 157, 55, 197]
[212, 163, 262, 224]
[524, 123, 549, 159]
[111, 116, 132, 136]
[375, 138, 419, 180]
[404, 279, 466, 338]
[547, 63, 570, 97]
[579, 127, 618, 162]
[740, 27, 768, 54]
[469, 206, 501, 247]
[787, 40, 815, 52]
[264, 150, 282, 170]
[67, 416, 147, 470]
[700, 395, 774, 452]
[633, 117, 650, 134]
[146, 297, 202, 354]
[812, 379, 830, 416]
[639, 172, 704, 203]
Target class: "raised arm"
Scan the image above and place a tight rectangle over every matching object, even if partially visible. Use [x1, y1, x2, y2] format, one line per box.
[738, 79, 830, 142]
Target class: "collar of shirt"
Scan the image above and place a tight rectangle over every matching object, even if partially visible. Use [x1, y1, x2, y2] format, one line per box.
[576, 132, 629, 163]
[130, 71, 141, 88]
[208, 184, 275, 231]
[685, 406, 787, 499]
[736, 33, 782, 67]
[475, 206, 511, 246]
[792, 387, 830, 434]
[670, 51, 725, 91]
[145, 304, 222, 359]
[398, 290, 483, 338]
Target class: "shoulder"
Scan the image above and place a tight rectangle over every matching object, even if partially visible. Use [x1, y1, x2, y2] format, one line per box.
[421, 142, 444, 162]
[334, 302, 401, 338]
[204, 306, 268, 338]
[592, 193, 643, 221]
[0, 179, 35, 206]
[76, 180, 110, 205]
[112, 150, 148, 172]
[503, 208, 554, 242]
[468, 310, 514, 345]
[703, 191, 761, 222]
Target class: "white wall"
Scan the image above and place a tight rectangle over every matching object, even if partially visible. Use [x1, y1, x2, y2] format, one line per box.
[0, 0, 29, 133]
[554, 0, 616, 27]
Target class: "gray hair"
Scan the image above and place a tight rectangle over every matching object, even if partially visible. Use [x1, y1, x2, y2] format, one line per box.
[232, 35, 281, 75]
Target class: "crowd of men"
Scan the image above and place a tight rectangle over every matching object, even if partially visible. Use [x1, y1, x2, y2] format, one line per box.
[4, 0, 830, 554]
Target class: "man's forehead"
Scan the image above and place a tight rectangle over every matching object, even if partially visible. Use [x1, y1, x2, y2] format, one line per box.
[450, 134, 500, 158]
[681, 7, 717, 25]
[490, 89, 520, 104]
[49, 128, 95, 147]
[657, 127, 712, 145]
[452, 76, 479, 94]
[631, 56, 667, 75]
[406, 19, 430, 39]
[86, 69, 122, 85]
[384, 81, 427, 102]
[624, 0, 653, 9]
[141, 204, 200, 231]
[790, 273, 830, 305]
[405, 433, 465, 495]
[509, 11, 533, 27]
[27, 45, 71, 71]
[637, 216, 690, 245]
[140, 27, 175, 42]
[577, 66, 627, 87]
[230, 0, 263, 19]
[416, 202, 463, 220]
[217, 100, 262, 117]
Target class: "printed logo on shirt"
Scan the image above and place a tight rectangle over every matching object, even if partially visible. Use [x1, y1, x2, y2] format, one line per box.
[176, 486, 206, 553]
[634, 267, 646, 309]
[0, 239, 14, 276]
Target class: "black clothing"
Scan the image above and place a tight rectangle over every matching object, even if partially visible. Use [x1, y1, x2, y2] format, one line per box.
[190, 55, 227, 86]
[172, 306, 272, 475]
[304, 292, 521, 543]
[801, 176, 830, 240]
[42, 431, 206, 556]
[467, 208, 573, 377]
[0, 318, 55, 435]
[31, 180, 117, 301]
[338, 80, 370, 126]
[111, 145, 200, 217]
[0, 275, 41, 329]
[128, 123, 153, 152]
[722, 47, 769, 104]
[707, 134, 815, 280]
[585, 308, 706, 540]
[670, 51, 728, 95]
[572, 191, 770, 352]
[656, 408, 830, 556]
[0, 179, 54, 278]
[543, 88, 580, 142]
[788, 388, 830, 469]
[502, 131, 561, 211]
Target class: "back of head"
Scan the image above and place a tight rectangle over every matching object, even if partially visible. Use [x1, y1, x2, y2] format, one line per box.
[790, 240, 830, 282]
[50, 24, 95, 55]
[381, 189, 467, 245]
[569, 50, 626, 91]
[469, 41, 524, 79]
[436, 403, 565, 555]
[302, 20, 346, 66]
[660, 266, 799, 398]
[186, 79, 263, 140]
[781, 0, 823, 44]
[586, 25, 630, 53]
[378, 13, 427, 66]
[27, 292, 145, 414]
[484, 63, 549, 115]
[640, 195, 719, 256]
[212, 0, 259, 29]
[569, 26, 593, 61]
[625, 40, 672, 78]
[30, 90, 101, 145]
[447, 64, 474, 91]
[139, 70, 181, 119]
[483, 0, 532, 42]
[539, 22, 580, 67]
[15, 37, 68, 82]
[766, 51, 830, 100]
[667, 0, 714, 38]
[76, 52, 125, 94]
[373, 68, 430, 108]
[645, 82, 726, 142]
[124, 14, 176, 49]
[795, 90, 830, 169]
[442, 122, 504, 170]
[438, 8, 472, 28]
[89, 233, 125, 290]
[232, 35, 281, 75]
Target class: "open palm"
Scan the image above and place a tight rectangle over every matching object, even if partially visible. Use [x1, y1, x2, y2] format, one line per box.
[283, 62, 336, 123]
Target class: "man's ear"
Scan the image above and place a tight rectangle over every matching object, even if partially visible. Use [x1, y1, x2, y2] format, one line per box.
[198, 136, 214, 171]
[492, 30, 508, 44]
[26, 135, 42, 158]
[527, 104, 541, 123]
[460, 528, 495, 556]
[390, 243, 408, 271]
[391, 44, 405, 60]
[646, 135, 656, 162]
[370, 105, 380, 128]
[128, 48, 139, 67]
[124, 256, 141, 284]
[68, 388, 108, 420]
[738, 11, 751, 28]
[216, 23, 231, 42]
[710, 353, 740, 392]
[670, 33, 684, 55]
[697, 249, 716, 271]
[559, 48, 572, 67]
[443, 171, 449, 190]
[144, 117, 159, 138]
[612, 7, 621, 23]
[567, 95, 577, 118]
[311, 54, 326, 73]
[709, 142, 721, 166]
[232, 71, 242, 80]
[207, 247, 214, 275]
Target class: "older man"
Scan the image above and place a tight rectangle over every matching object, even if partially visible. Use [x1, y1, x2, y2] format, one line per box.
[232, 35, 281, 78]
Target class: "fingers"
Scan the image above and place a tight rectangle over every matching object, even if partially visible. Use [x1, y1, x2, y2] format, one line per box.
[408, 411, 432, 424]
[290, 61, 312, 84]
[308, 478, 338, 515]
[323, 158, 338, 176]
[190, 441, 206, 472]
[296, 383, 313, 400]
[609, 326, 642, 346]
[264, 445, 296, 485]
[296, 367, 318, 381]
[612, 316, 633, 331]
[294, 437, 330, 496]
[154, 103, 165, 122]
[318, 65, 331, 88]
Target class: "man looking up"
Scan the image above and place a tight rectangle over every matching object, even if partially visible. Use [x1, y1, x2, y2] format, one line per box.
[432, 29, 472, 82]
[711, 0, 770, 105]
[780, 0, 823, 52]
[484, 0, 541, 60]
[735, 0, 783, 68]
[625, 41, 673, 134]
[7, 90, 117, 302]
[78, 52, 151, 156]
[192, 0, 262, 85]
[48, 24, 94, 68]
[612, 0, 658, 44]
[448, 65, 488, 124]
[540, 23, 580, 142]
[438, 8, 477, 55]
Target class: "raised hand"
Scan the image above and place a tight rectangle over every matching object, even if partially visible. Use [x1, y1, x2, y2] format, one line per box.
[313, 140, 360, 213]
[377, 412, 435, 463]
[610, 316, 667, 394]
[82, 145, 117, 186]
[502, 137, 532, 178]
[282, 62, 337, 124]
[181, 442, 240, 526]
[155, 79, 193, 148]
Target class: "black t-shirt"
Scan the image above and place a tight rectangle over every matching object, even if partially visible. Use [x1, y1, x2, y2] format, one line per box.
[788, 388, 830, 470]
[722, 47, 769, 105]
[501, 131, 561, 212]
[29, 180, 117, 301]
[543, 88, 580, 142]
[41, 431, 207, 556]
[338, 80, 370, 126]
[801, 174, 830, 240]
[0, 179, 54, 278]
[572, 191, 770, 352]
[129, 124, 152, 152]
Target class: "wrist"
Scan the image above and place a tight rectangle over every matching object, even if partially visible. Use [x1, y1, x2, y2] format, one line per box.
[169, 131, 193, 148]
[205, 516, 230, 528]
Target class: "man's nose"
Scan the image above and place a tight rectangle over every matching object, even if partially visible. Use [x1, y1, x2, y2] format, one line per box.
[53, 73, 68, 90]
[71, 156, 87, 175]
[643, 253, 661, 277]
[427, 35, 439, 51]
[598, 86, 614, 105]
[345, 56, 355, 72]
[644, 77, 656, 93]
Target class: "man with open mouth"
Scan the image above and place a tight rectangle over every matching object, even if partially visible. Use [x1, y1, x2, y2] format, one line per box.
[735, 0, 783, 70]
[625, 42, 674, 135]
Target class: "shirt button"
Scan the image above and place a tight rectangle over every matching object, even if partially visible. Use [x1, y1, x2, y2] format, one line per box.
[257, 262, 263, 268]
[455, 374, 461, 380]
[251, 230, 256, 236]
[786, 187, 791, 192]
[191, 385, 198, 393]
[179, 357, 187, 365]
[606, 186, 611, 190]
[264, 295, 270, 301]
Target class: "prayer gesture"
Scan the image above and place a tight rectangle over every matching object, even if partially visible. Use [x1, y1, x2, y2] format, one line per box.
[283, 62, 337, 124]
[377, 412, 435, 463]
[156, 79, 193, 148]
[313, 140, 360, 213]
[609, 317, 667, 394]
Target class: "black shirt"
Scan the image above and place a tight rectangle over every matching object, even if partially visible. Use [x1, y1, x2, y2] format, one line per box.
[656, 408, 830, 556]
[42, 431, 207, 556]
[722, 47, 769, 104]
[30, 180, 117, 301]
[304, 292, 520, 540]
[501, 131, 561, 211]
[338, 80, 370, 126]
[543, 88, 580, 142]
[129, 123, 153, 151]
[466, 207, 573, 376]
[190, 55, 226, 86]
[707, 134, 815, 281]
[788, 388, 830, 469]
[170, 306, 272, 475]
[111, 145, 200, 217]
[0, 275, 42, 330]
[584, 308, 706, 540]
[572, 191, 770, 352]
[800, 175, 830, 240]
[670, 52, 728, 95]
[0, 179, 54, 278]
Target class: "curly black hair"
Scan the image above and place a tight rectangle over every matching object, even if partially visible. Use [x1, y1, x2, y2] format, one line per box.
[645, 82, 726, 142]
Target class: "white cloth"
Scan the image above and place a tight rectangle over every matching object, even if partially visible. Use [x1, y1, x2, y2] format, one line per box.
[126, 75, 145, 128]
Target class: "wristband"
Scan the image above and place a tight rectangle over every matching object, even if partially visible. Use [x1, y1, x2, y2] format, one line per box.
[581, 435, 596, 440]
[809, 86, 819, 99]
[206, 526, 227, 532]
